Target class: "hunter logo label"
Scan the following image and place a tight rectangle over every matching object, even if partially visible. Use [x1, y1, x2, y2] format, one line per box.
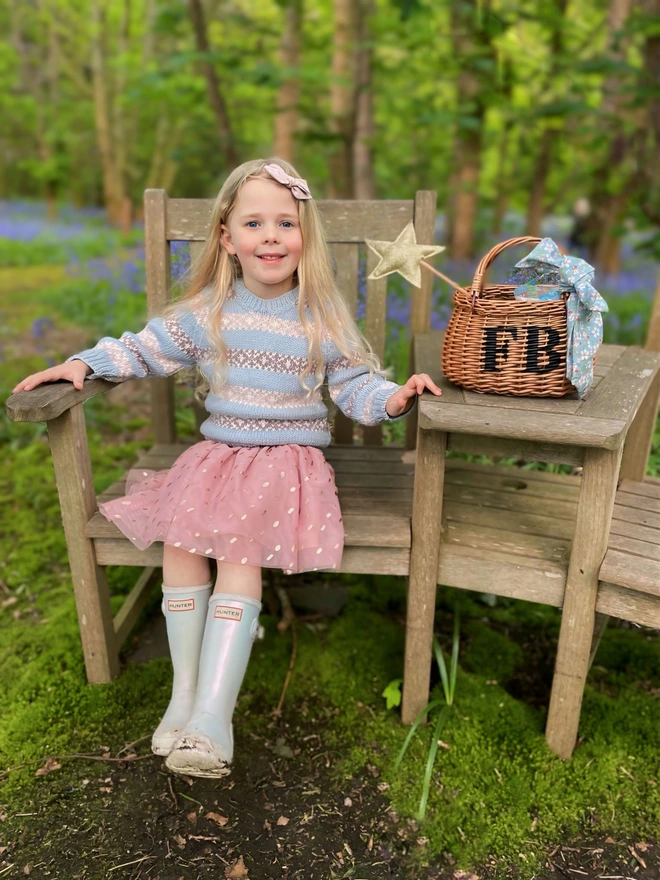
[167, 598, 195, 612]
[214, 605, 243, 622]
[482, 325, 562, 374]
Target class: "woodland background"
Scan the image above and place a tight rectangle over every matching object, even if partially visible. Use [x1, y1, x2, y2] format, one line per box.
[1, 0, 659, 270]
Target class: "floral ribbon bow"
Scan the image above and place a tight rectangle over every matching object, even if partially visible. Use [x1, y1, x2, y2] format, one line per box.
[514, 238, 608, 398]
[263, 163, 312, 200]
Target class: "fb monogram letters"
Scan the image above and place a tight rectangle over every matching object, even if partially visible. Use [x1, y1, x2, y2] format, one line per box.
[482, 325, 562, 374]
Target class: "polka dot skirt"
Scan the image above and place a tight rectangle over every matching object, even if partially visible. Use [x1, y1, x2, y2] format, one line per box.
[98, 441, 344, 574]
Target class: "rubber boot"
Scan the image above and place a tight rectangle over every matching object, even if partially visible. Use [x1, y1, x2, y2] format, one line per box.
[151, 581, 213, 756]
[165, 593, 262, 778]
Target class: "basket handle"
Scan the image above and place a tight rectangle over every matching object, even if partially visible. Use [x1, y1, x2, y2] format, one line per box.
[471, 236, 542, 302]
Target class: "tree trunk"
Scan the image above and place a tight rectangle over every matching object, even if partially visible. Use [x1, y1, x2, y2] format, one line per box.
[492, 125, 511, 235]
[328, 0, 357, 199]
[525, 130, 557, 237]
[353, 0, 376, 199]
[450, 127, 481, 259]
[273, 0, 302, 161]
[187, 0, 238, 169]
[448, 0, 496, 258]
[587, 0, 633, 264]
[524, 0, 566, 237]
[91, 0, 124, 224]
[113, 0, 131, 231]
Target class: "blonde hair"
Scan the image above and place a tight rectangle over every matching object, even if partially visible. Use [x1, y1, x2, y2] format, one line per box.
[164, 157, 382, 398]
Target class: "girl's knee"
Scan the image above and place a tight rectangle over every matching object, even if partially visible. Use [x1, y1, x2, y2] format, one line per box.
[163, 543, 212, 586]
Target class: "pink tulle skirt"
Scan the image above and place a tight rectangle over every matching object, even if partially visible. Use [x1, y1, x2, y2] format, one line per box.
[99, 441, 344, 574]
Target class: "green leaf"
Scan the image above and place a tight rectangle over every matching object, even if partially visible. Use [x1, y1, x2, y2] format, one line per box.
[449, 612, 460, 705]
[394, 699, 446, 770]
[417, 706, 449, 821]
[382, 678, 402, 710]
[433, 636, 451, 704]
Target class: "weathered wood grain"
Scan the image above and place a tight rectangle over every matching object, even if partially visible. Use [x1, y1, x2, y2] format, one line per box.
[597, 583, 660, 629]
[447, 434, 584, 465]
[402, 428, 447, 724]
[94, 538, 410, 576]
[612, 503, 660, 529]
[599, 549, 660, 596]
[610, 516, 660, 545]
[614, 490, 660, 513]
[445, 501, 576, 541]
[166, 197, 415, 242]
[420, 399, 627, 449]
[144, 188, 176, 444]
[6, 378, 117, 423]
[444, 521, 569, 562]
[407, 191, 438, 450]
[330, 243, 360, 445]
[619, 370, 660, 482]
[88, 511, 411, 548]
[362, 247, 387, 447]
[546, 445, 623, 759]
[579, 347, 660, 428]
[48, 404, 119, 683]
[437, 544, 566, 607]
[618, 478, 660, 499]
[608, 532, 659, 560]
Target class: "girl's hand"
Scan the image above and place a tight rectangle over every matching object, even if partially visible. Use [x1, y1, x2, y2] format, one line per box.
[12, 359, 92, 393]
[385, 373, 442, 418]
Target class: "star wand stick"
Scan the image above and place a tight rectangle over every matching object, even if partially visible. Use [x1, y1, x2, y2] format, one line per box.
[365, 221, 470, 295]
[419, 260, 471, 295]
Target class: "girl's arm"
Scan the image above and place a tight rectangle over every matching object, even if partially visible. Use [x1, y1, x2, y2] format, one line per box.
[15, 310, 208, 393]
[64, 310, 208, 383]
[325, 353, 416, 426]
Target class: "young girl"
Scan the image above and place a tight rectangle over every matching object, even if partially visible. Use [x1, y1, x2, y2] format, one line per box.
[13, 158, 441, 778]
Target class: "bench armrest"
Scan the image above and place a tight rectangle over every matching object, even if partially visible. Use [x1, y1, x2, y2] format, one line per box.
[6, 378, 120, 423]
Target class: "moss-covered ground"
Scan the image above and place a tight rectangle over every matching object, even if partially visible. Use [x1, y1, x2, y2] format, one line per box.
[1, 254, 659, 878]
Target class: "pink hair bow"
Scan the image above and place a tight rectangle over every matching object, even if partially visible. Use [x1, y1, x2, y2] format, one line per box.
[263, 163, 312, 200]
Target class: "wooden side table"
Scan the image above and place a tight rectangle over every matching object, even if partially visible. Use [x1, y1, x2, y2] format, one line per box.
[405, 335, 660, 758]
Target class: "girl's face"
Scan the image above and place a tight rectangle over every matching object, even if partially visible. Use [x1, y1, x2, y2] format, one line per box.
[220, 177, 303, 299]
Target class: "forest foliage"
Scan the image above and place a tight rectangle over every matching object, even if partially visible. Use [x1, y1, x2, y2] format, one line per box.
[1, 0, 658, 266]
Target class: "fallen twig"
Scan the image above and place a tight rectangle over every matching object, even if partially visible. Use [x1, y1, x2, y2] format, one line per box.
[167, 775, 178, 808]
[0, 751, 153, 781]
[115, 734, 151, 757]
[274, 618, 298, 718]
[108, 855, 156, 872]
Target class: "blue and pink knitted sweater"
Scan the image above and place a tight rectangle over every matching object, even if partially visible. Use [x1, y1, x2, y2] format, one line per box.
[68, 279, 412, 447]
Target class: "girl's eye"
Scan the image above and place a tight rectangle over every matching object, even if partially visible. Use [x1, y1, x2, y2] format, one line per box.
[247, 221, 259, 228]
[281, 221, 294, 228]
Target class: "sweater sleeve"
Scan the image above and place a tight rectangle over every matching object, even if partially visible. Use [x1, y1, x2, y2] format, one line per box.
[66, 310, 208, 382]
[325, 351, 417, 425]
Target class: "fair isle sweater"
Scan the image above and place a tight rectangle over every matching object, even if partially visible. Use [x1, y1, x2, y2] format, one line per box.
[67, 279, 412, 447]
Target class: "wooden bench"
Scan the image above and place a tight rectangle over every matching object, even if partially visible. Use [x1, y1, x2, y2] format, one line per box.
[6, 189, 437, 687]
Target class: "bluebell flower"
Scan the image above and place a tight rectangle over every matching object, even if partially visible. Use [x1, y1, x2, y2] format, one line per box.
[31, 317, 54, 339]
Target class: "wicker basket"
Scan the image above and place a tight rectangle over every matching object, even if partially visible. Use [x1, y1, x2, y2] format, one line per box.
[441, 236, 577, 397]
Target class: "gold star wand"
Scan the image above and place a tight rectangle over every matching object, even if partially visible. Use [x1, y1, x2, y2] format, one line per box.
[365, 221, 470, 294]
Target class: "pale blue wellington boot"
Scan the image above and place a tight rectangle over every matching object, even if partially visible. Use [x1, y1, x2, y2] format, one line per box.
[151, 582, 213, 757]
[165, 593, 262, 778]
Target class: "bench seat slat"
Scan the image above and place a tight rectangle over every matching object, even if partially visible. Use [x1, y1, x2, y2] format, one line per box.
[599, 548, 660, 597]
